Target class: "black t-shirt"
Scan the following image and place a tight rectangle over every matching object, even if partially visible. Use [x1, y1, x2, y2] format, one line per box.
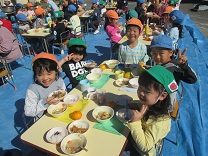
[54, 22, 66, 43]
[62, 60, 89, 88]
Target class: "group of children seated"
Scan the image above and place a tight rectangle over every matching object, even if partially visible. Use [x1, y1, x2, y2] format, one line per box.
[2, 0, 199, 155]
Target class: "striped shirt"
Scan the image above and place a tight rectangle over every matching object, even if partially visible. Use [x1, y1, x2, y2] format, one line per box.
[118, 40, 147, 64]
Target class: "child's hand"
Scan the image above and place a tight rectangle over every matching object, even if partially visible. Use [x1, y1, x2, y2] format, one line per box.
[64, 53, 74, 62]
[118, 22, 122, 27]
[130, 105, 148, 122]
[152, 13, 160, 19]
[46, 97, 59, 105]
[177, 48, 188, 65]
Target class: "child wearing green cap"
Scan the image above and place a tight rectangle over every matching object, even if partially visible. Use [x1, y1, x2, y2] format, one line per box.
[59, 38, 88, 89]
[125, 65, 178, 156]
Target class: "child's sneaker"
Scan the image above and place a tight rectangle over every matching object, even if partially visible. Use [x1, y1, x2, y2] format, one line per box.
[93, 29, 100, 35]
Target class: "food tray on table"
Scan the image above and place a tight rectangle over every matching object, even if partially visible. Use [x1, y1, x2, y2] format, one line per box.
[90, 73, 111, 88]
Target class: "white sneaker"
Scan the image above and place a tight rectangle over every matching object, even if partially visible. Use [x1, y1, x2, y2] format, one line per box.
[93, 29, 100, 35]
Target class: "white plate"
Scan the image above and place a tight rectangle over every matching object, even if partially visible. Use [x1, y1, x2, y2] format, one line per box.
[46, 127, 68, 144]
[116, 108, 134, 123]
[115, 95, 133, 106]
[115, 78, 129, 87]
[68, 120, 90, 134]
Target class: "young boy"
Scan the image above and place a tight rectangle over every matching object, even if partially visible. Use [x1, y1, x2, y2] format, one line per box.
[16, 13, 30, 34]
[59, 38, 88, 89]
[89, 0, 101, 35]
[52, 11, 66, 43]
[150, 35, 197, 84]
[134, 0, 147, 24]
[118, 18, 147, 65]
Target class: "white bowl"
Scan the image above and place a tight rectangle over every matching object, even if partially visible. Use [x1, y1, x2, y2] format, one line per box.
[105, 60, 119, 69]
[116, 108, 134, 123]
[84, 61, 97, 69]
[47, 102, 68, 117]
[46, 127, 68, 144]
[63, 94, 79, 106]
[68, 120, 89, 134]
[48, 90, 67, 100]
[27, 29, 34, 34]
[115, 78, 129, 87]
[92, 106, 114, 123]
[60, 133, 87, 155]
[86, 73, 101, 83]
[129, 78, 139, 89]
[90, 68, 103, 75]
[44, 28, 50, 33]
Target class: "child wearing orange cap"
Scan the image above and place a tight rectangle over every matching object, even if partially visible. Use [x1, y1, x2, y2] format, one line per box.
[27, 2, 36, 19]
[118, 18, 147, 65]
[104, 10, 122, 59]
[24, 53, 66, 120]
[34, 6, 46, 28]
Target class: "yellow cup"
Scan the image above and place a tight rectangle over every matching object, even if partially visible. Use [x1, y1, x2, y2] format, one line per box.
[115, 70, 125, 80]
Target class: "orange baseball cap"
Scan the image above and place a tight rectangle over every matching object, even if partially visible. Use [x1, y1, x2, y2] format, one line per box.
[105, 10, 119, 19]
[126, 18, 143, 30]
[32, 53, 59, 67]
[35, 6, 45, 16]
[27, 2, 34, 7]
[163, 6, 174, 14]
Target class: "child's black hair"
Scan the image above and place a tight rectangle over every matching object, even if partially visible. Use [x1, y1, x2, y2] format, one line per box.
[104, 16, 110, 31]
[126, 24, 141, 32]
[55, 17, 63, 23]
[68, 45, 87, 59]
[32, 58, 60, 82]
[139, 71, 171, 121]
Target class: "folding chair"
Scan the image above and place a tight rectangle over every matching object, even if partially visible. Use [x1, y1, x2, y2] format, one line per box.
[155, 139, 164, 156]
[52, 30, 70, 54]
[0, 57, 17, 90]
[70, 26, 86, 42]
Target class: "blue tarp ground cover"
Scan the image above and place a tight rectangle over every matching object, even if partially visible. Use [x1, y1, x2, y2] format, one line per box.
[163, 14, 208, 156]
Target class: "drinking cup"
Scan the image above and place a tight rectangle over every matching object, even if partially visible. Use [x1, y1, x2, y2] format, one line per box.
[85, 87, 97, 100]
[115, 70, 124, 80]
[79, 79, 90, 92]
[96, 89, 106, 105]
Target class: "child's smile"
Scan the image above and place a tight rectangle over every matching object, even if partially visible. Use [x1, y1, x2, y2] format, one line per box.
[36, 69, 56, 87]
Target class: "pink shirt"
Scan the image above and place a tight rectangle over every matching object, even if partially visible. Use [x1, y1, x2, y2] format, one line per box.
[106, 25, 122, 43]
[27, 10, 35, 17]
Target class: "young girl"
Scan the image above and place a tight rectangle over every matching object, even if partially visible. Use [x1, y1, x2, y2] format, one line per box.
[34, 6, 45, 28]
[118, 18, 147, 65]
[134, 0, 147, 24]
[125, 65, 178, 156]
[104, 10, 122, 58]
[24, 53, 66, 119]
[59, 38, 88, 89]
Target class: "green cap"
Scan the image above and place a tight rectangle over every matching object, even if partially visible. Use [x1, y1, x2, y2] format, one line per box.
[168, 0, 178, 5]
[46, 3, 52, 8]
[53, 11, 63, 18]
[99, 0, 106, 5]
[128, 9, 138, 18]
[68, 38, 87, 48]
[145, 65, 178, 94]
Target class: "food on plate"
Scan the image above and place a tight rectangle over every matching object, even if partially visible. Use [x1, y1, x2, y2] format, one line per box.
[46, 127, 68, 144]
[65, 139, 84, 154]
[84, 62, 97, 68]
[99, 64, 107, 70]
[35, 29, 39, 33]
[52, 91, 66, 99]
[116, 78, 129, 86]
[52, 103, 67, 114]
[71, 111, 82, 120]
[124, 72, 132, 79]
[70, 125, 87, 134]
[96, 111, 111, 120]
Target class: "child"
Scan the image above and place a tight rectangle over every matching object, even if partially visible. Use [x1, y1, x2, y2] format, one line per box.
[52, 11, 66, 43]
[118, 18, 147, 65]
[125, 65, 178, 156]
[78, 0, 87, 10]
[45, 3, 54, 18]
[24, 53, 66, 119]
[150, 35, 197, 85]
[104, 10, 122, 58]
[27, 2, 36, 19]
[134, 0, 147, 24]
[89, 0, 101, 35]
[34, 6, 45, 28]
[67, 4, 82, 37]
[0, 12, 13, 33]
[165, 10, 184, 50]
[16, 13, 30, 34]
[15, 3, 27, 16]
[99, 1, 107, 20]
[59, 38, 88, 89]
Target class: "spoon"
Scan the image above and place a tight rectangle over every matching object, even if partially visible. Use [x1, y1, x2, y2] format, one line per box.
[124, 107, 130, 121]
[80, 146, 88, 152]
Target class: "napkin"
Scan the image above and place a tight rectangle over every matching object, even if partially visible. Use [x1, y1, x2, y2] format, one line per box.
[93, 115, 126, 135]
[119, 86, 137, 94]
[90, 74, 111, 88]
[52, 99, 90, 123]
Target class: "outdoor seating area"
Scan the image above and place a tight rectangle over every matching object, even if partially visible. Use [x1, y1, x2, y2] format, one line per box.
[0, 1, 208, 156]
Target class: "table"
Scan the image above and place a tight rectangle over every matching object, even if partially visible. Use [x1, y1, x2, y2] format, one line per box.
[22, 31, 53, 53]
[118, 35, 151, 46]
[21, 69, 139, 156]
[106, 6, 117, 10]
